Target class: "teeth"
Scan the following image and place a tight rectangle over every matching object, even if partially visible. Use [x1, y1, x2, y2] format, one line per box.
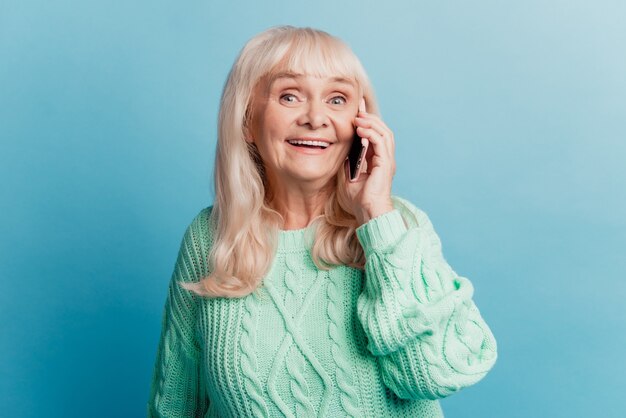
[288, 139, 329, 148]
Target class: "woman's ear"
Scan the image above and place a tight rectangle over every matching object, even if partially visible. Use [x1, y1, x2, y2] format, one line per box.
[243, 104, 255, 143]
[242, 124, 254, 143]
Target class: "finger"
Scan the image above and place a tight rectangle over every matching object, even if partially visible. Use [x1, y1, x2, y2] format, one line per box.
[359, 98, 367, 113]
[355, 115, 393, 139]
[355, 117, 394, 157]
[355, 121, 393, 155]
[358, 129, 392, 175]
[356, 126, 393, 160]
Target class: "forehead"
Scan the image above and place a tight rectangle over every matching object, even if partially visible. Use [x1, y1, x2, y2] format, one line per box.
[266, 71, 358, 90]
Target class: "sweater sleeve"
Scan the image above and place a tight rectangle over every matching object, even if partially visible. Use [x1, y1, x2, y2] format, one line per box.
[147, 209, 211, 417]
[355, 197, 497, 400]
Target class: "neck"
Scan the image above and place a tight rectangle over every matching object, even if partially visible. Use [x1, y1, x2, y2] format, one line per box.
[266, 179, 334, 230]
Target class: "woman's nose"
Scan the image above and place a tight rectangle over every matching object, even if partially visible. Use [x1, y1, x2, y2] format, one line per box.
[297, 100, 329, 129]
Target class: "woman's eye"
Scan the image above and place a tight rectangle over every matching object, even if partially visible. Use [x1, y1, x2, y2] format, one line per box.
[329, 96, 347, 105]
[280, 94, 298, 103]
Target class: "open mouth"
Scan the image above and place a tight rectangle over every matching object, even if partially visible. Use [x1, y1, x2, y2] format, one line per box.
[286, 139, 330, 149]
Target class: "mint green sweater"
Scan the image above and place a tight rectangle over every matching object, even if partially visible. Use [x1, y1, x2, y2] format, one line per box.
[147, 197, 497, 417]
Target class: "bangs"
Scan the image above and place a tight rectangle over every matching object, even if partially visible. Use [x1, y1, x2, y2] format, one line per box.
[266, 30, 365, 89]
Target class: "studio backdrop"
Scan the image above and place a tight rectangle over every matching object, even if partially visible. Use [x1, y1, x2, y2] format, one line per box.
[1, 0, 625, 417]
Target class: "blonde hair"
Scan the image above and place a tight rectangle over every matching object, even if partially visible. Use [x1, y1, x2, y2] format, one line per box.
[181, 26, 381, 298]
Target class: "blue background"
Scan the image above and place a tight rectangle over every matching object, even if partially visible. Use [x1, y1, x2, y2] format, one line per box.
[1, 0, 625, 417]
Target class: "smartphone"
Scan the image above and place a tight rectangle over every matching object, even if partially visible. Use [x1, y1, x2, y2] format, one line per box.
[347, 132, 368, 182]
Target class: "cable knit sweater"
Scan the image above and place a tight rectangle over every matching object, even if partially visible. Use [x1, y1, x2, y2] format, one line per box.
[147, 196, 497, 417]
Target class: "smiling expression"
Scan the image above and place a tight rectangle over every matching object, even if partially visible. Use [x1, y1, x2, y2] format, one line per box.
[247, 71, 360, 193]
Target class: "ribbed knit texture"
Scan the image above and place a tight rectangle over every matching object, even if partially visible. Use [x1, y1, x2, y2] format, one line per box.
[147, 196, 497, 417]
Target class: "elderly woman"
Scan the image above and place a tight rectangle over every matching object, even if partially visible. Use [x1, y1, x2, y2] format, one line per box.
[147, 26, 497, 417]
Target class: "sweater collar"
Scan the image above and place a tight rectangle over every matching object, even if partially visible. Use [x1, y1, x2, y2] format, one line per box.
[277, 224, 315, 253]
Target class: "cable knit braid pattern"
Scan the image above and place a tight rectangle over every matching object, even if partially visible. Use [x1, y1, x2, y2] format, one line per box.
[147, 196, 497, 417]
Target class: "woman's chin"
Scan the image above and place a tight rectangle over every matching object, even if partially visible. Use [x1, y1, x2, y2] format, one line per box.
[281, 169, 337, 187]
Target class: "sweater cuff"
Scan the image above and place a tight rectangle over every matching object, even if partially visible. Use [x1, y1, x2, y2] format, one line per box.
[356, 209, 407, 252]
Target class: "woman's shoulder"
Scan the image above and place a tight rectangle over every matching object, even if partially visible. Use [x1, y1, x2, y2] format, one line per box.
[180, 205, 215, 255]
[188, 205, 214, 230]
[173, 205, 215, 283]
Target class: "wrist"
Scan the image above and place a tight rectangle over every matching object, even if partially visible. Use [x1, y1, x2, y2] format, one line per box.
[356, 200, 394, 225]
[355, 208, 407, 252]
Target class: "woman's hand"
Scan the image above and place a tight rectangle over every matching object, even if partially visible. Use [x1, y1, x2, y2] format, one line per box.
[344, 99, 396, 226]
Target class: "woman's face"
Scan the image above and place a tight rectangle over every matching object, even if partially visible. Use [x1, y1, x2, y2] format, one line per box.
[247, 71, 360, 192]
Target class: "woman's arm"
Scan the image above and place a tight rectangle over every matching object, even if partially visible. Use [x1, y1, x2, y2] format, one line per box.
[356, 197, 497, 400]
[147, 210, 211, 417]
